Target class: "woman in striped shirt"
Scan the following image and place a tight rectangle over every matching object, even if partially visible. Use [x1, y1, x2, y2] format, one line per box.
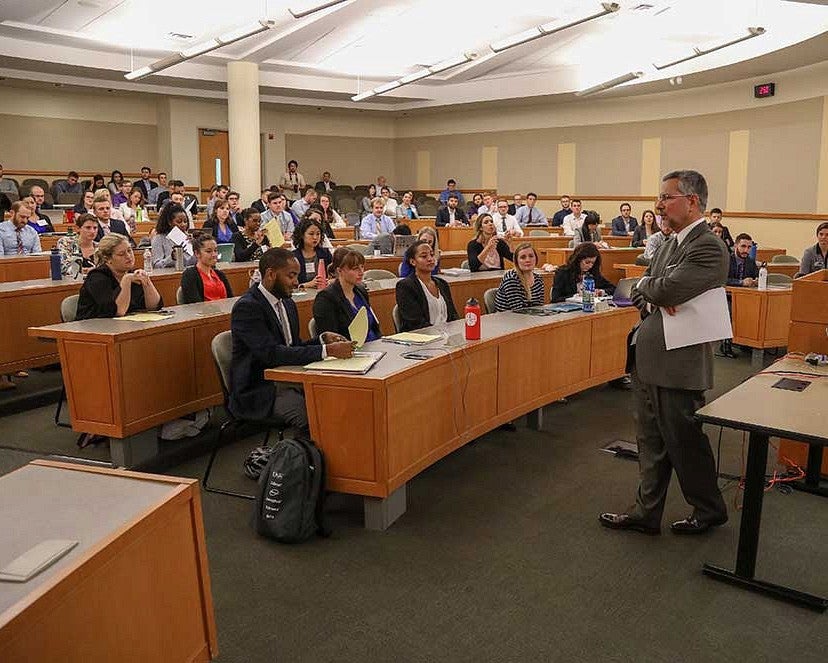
[494, 242, 544, 311]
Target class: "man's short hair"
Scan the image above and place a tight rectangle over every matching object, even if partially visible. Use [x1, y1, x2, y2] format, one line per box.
[67, 171, 79, 179]
[288, 160, 298, 168]
[447, 193, 459, 201]
[267, 192, 281, 203]
[217, 185, 229, 193]
[663, 170, 708, 212]
[380, 186, 390, 194]
[323, 171, 331, 177]
[620, 202, 631, 210]
[447, 179, 456, 185]
[141, 166, 151, 172]
[172, 180, 184, 188]
[259, 247, 295, 275]
[527, 192, 537, 199]
[92, 191, 110, 205]
[571, 198, 582, 205]
[157, 171, 167, 178]
[734, 233, 752, 244]
[227, 190, 240, 199]
[710, 207, 723, 215]
[242, 207, 259, 223]
[305, 187, 317, 196]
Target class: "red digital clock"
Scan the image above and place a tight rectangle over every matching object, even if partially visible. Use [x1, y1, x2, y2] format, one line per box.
[754, 82, 775, 98]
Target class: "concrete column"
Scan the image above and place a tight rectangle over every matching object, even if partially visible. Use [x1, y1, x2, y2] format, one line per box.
[227, 61, 261, 204]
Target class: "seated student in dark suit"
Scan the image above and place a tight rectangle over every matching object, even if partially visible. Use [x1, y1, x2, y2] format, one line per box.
[77, 234, 162, 319]
[610, 203, 638, 236]
[435, 194, 469, 227]
[179, 235, 234, 303]
[229, 248, 354, 432]
[550, 242, 615, 302]
[292, 217, 333, 287]
[91, 192, 133, 245]
[727, 233, 760, 286]
[467, 213, 513, 271]
[396, 240, 459, 332]
[313, 248, 382, 342]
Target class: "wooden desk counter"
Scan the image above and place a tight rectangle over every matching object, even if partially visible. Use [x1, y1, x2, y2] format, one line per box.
[266, 305, 638, 528]
[0, 460, 217, 662]
[0, 254, 51, 282]
[726, 285, 792, 355]
[543, 247, 644, 284]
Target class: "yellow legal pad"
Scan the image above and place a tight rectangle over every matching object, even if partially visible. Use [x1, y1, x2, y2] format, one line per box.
[304, 352, 384, 374]
[384, 332, 441, 344]
[113, 312, 174, 322]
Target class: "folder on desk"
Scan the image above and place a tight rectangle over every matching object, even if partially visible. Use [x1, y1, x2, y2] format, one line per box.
[304, 351, 385, 374]
[384, 332, 442, 344]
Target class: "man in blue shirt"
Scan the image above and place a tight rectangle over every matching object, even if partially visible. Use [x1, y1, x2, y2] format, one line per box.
[439, 179, 465, 206]
[0, 202, 42, 255]
[360, 198, 396, 239]
[515, 192, 547, 226]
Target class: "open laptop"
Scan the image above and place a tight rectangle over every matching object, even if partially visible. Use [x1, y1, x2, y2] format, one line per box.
[393, 234, 417, 256]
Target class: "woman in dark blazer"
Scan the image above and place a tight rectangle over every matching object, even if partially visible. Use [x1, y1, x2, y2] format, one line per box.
[232, 208, 270, 262]
[396, 240, 459, 332]
[313, 248, 381, 341]
[467, 213, 513, 272]
[179, 235, 234, 303]
[292, 217, 333, 287]
[550, 242, 615, 303]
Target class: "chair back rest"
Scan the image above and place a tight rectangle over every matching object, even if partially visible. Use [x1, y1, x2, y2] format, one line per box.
[363, 269, 397, 281]
[770, 254, 799, 264]
[392, 305, 402, 333]
[766, 273, 792, 285]
[308, 317, 318, 338]
[57, 192, 82, 206]
[176, 286, 185, 305]
[529, 229, 549, 236]
[483, 287, 497, 314]
[60, 294, 80, 323]
[211, 331, 233, 404]
[217, 243, 234, 263]
[345, 212, 360, 227]
[615, 277, 636, 300]
[460, 259, 469, 270]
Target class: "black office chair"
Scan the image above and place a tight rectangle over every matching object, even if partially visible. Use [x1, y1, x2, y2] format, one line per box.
[202, 330, 284, 499]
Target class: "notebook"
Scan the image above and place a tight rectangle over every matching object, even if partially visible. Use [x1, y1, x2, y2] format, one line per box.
[304, 351, 385, 374]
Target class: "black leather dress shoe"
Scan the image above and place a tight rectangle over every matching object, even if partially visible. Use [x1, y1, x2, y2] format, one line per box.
[670, 516, 728, 535]
[599, 512, 660, 535]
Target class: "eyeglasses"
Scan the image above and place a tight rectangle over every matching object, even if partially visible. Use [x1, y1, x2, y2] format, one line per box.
[657, 193, 692, 203]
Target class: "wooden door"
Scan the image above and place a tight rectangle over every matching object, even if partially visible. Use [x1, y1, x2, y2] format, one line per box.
[198, 129, 229, 202]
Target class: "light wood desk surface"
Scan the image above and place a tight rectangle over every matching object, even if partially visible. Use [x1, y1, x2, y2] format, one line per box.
[265, 305, 638, 526]
[0, 460, 217, 662]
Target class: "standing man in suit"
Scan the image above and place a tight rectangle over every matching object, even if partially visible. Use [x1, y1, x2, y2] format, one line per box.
[600, 170, 729, 536]
[229, 248, 353, 433]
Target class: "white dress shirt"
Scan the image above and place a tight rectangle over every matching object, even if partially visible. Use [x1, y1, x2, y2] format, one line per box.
[562, 213, 585, 236]
[490, 212, 524, 237]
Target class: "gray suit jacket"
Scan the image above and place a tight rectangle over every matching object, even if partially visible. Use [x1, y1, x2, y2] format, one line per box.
[630, 221, 728, 391]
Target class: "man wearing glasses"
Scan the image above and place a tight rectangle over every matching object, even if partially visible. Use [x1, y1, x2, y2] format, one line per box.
[600, 170, 729, 537]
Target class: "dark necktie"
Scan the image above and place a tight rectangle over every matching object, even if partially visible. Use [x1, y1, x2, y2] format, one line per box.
[16, 228, 24, 254]
[737, 260, 744, 280]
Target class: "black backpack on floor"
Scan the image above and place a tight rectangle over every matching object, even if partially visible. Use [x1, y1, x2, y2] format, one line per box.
[252, 437, 330, 543]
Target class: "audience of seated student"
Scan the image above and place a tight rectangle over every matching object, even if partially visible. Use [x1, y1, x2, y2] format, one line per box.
[551, 195, 571, 227]
[491, 199, 524, 237]
[572, 211, 608, 248]
[112, 179, 132, 208]
[227, 190, 243, 226]
[73, 190, 95, 216]
[551, 242, 615, 302]
[292, 218, 333, 287]
[119, 186, 146, 233]
[0, 201, 42, 255]
[361, 184, 378, 215]
[261, 192, 295, 238]
[400, 226, 441, 277]
[251, 188, 270, 214]
[467, 213, 514, 272]
[562, 199, 586, 236]
[229, 248, 353, 433]
[151, 203, 196, 269]
[56, 213, 98, 275]
[642, 220, 673, 260]
[318, 193, 346, 230]
[494, 243, 544, 311]
[233, 207, 271, 262]
[396, 191, 419, 220]
[797, 221, 828, 277]
[313, 248, 382, 342]
[610, 203, 638, 236]
[508, 194, 523, 216]
[206, 185, 229, 217]
[360, 197, 396, 240]
[179, 235, 234, 303]
[28, 186, 55, 232]
[202, 199, 239, 244]
[439, 179, 465, 206]
[708, 208, 734, 249]
[515, 192, 546, 227]
[108, 170, 124, 196]
[436, 194, 469, 227]
[380, 186, 398, 217]
[632, 209, 658, 247]
[466, 193, 484, 220]
[396, 240, 459, 332]
[478, 192, 495, 215]
[291, 187, 318, 218]
[135, 166, 156, 201]
[728, 233, 760, 287]
[53, 171, 83, 198]
[77, 233, 162, 319]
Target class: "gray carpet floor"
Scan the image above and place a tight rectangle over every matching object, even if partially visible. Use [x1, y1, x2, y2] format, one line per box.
[2, 349, 827, 662]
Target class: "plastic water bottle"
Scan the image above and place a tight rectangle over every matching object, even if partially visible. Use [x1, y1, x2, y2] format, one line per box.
[582, 274, 595, 312]
[749, 242, 757, 261]
[143, 248, 153, 274]
[136, 206, 143, 224]
[758, 262, 768, 290]
[50, 248, 62, 280]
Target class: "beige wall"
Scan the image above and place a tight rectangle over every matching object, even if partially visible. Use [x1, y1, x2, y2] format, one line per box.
[284, 134, 394, 190]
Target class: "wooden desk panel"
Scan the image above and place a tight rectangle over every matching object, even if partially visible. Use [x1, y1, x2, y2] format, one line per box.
[0, 255, 51, 282]
[727, 286, 792, 349]
[756, 247, 785, 263]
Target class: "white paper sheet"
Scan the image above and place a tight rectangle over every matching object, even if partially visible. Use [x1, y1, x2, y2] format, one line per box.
[167, 225, 193, 256]
[661, 287, 732, 350]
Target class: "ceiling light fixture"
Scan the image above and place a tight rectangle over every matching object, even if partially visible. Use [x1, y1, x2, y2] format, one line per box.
[350, 53, 475, 102]
[575, 71, 644, 96]
[288, 0, 351, 19]
[654, 27, 766, 70]
[124, 20, 273, 81]
[490, 2, 620, 54]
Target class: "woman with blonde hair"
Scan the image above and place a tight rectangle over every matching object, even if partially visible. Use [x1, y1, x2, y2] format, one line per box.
[467, 213, 513, 272]
[119, 186, 146, 233]
[494, 242, 544, 311]
[77, 233, 162, 319]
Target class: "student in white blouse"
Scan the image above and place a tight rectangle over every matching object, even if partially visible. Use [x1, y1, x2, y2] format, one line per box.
[395, 241, 459, 332]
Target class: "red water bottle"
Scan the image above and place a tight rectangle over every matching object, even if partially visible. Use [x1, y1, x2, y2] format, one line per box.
[464, 297, 481, 340]
[316, 260, 327, 288]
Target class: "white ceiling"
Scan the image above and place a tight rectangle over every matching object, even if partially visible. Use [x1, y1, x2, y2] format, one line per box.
[0, 0, 826, 110]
